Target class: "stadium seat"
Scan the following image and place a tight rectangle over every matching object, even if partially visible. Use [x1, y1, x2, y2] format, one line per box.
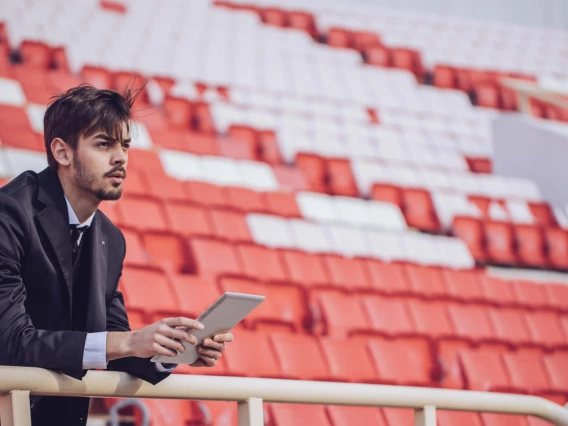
[528, 202, 557, 227]
[121, 168, 149, 198]
[322, 255, 372, 291]
[524, 311, 567, 349]
[295, 153, 327, 193]
[134, 399, 195, 426]
[225, 186, 266, 212]
[382, 408, 414, 426]
[246, 214, 296, 249]
[271, 164, 311, 192]
[544, 228, 568, 270]
[404, 264, 448, 298]
[81, 65, 112, 89]
[487, 308, 532, 347]
[210, 209, 252, 243]
[280, 250, 330, 288]
[223, 330, 281, 378]
[479, 275, 516, 307]
[438, 410, 483, 426]
[0, 105, 31, 129]
[18, 40, 51, 69]
[0, 78, 26, 106]
[164, 201, 215, 238]
[406, 298, 455, 339]
[220, 277, 305, 332]
[0, 127, 43, 151]
[511, 280, 550, 310]
[459, 347, 513, 392]
[447, 303, 496, 343]
[327, 406, 386, 426]
[442, 269, 484, 302]
[361, 295, 415, 337]
[501, 349, 552, 394]
[122, 229, 149, 268]
[145, 174, 188, 202]
[480, 413, 530, 426]
[452, 216, 486, 262]
[120, 267, 178, 319]
[367, 337, 433, 386]
[270, 404, 331, 426]
[319, 337, 378, 383]
[236, 244, 288, 283]
[327, 159, 358, 197]
[185, 181, 231, 208]
[484, 221, 517, 265]
[543, 283, 568, 312]
[142, 233, 189, 273]
[402, 188, 441, 232]
[261, 191, 302, 218]
[514, 225, 548, 268]
[117, 198, 169, 232]
[128, 149, 164, 175]
[163, 96, 193, 129]
[168, 274, 221, 319]
[543, 351, 568, 394]
[365, 260, 411, 294]
[371, 183, 403, 209]
[187, 237, 243, 278]
[313, 290, 372, 337]
[270, 333, 331, 380]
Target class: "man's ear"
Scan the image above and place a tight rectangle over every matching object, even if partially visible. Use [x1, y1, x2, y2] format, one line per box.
[51, 138, 72, 167]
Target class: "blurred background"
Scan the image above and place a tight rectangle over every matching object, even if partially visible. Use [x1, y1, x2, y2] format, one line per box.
[0, 0, 568, 425]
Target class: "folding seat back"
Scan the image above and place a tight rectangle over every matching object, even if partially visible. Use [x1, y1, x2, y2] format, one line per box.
[117, 198, 168, 232]
[484, 221, 517, 265]
[479, 275, 516, 306]
[442, 269, 483, 301]
[502, 349, 551, 394]
[371, 183, 403, 208]
[288, 219, 333, 253]
[0, 78, 26, 106]
[367, 337, 432, 386]
[367, 200, 408, 232]
[327, 406, 386, 426]
[164, 201, 214, 238]
[271, 164, 311, 192]
[315, 291, 371, 337]
[120, 267, 178, 317]
[524, 311, 567, 349]
[327, 158, 358, 197]
[280, 249, 330, 288]
[261, 191, 301, 218]
[515, 225, 547, 268]
[365, 260, 410, 294]
[447, 304, 495, 342]
[270, 333, 331, 380]
[0, 104, 31, 129]
[236, 243, 288, 283]
[0, 127, 41, 151]
[438, 411, 483, 426]
[511, 280, 549, 309]
[488, 308, 531, 347]
[543, 283, 568, 312]
[163, 96, 193, 129]
[480, 413, 530, 426]
[168, 274, 221, 319]
[210, 209, 252, 243]
[322, 255, 372, 291]
[543, 351, 568, 394]
[362, 295, 415, 337]
[404, 264, 448, 298]
[327, 27, 353, 48]
[382, 408, 414, 426]
[121, 168, 149, 198]
[544, 228, 568, 270]
[407, 299, 454, 339]
[325, 225, 372, 257]
[459, 348, 511, 392]
[122, 229, 149, 268]
[142, 233, 189, 273]
[402, 188, 441, 232]
[127, 149, 164, 175]
[146, 174, 188, 202]
[187, 237, 243, 278]
[246, 214, 295, 249]
[452, 216, 486, 262]
[225, 186, 266, 213]
[223, 330, 281, 378]
[528, 202, 557, 227]
[270, 404, 332, 426]
[134, 399, 195, 426]
[319, 337, 377, 383]
[296, 192, 339, 224]
[81, 65, 111, 89]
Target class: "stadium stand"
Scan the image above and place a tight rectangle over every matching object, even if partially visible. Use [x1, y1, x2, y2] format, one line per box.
[0, 0, 568, 424]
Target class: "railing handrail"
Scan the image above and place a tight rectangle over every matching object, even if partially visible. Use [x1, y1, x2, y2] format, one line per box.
[0, 366, 566, 425]
[500, 77, 568, 113]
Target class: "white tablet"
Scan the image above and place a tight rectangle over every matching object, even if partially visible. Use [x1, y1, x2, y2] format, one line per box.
[151, 292, 265, 365]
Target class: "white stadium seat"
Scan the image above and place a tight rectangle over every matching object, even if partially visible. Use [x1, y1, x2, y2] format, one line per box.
[246, 214, 295, 249]
[131, 122, 153, 150]
[159, 150, 205, 181]
[4, 148, 47, 177]
[296, 192, 339, 224]
[0, 78, 26, 106]
[26, 104, 47, 133]
[324, 224, 372, 257]
[288, 219, 333, 253]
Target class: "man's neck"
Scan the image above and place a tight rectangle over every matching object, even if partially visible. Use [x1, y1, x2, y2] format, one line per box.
[58, 171, 99, 223]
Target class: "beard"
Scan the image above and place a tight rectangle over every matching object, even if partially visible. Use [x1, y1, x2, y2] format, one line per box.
[73, 154, 123, 201]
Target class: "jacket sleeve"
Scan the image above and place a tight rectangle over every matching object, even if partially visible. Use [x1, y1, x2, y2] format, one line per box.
[0, 193, 87, 380]
[105, 232, 171, 385]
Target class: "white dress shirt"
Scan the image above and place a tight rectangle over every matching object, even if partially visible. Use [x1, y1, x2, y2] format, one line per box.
[65, 196, 174, 373]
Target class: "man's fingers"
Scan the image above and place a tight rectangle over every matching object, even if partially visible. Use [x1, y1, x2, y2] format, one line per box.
[213, 332, 234, 343]
[163, 317, 204, 331]
[161, 326, 198, 346]
[198, 355, 217, 367]
[155, 334, 186, 354]
[202, 338, 226, 351]
[197, 346, 222, 360]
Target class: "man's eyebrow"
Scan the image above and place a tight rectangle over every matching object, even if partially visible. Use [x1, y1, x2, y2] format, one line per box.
[94, 134, 131, 143]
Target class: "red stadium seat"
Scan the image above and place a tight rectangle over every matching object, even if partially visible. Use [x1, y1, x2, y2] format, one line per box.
[442, 269, 484, 302]
[98, 201, 123, 224]
[543, 351, 568, 394]
[515, 225, 548, 268]
[120, 267, 178, 318]
[487, 308, 532, 347]
[544, 228, 568, 270]
[272, 164, 311, 192]
[326, 159, 358, 197]
[404, 265, 448, 298]
[484, 221, 517, 265]
[122, 229, 149, 268]
[481, 414, 530, 426]
[438, 411, 483, 426]
[511, 280, 549, 310]
[391, 48, 424, 78]
[295, 153, 327, 193]
[258, 130, 283, 164]
[406, 299, 455, 339]
[319, 337, 377, 383]
[365, 260, 410, 294]
[467, 157, 493, 174]
[0, 127, 43, 151]
[81, 65, 112, 89]
[261, 8, 287, 27]
[433, 65, 458, 89]
[184, 181, 230, 208]
[218, 137, 258, 161]
[117, 197, 168, 232]
[447, 303, 496, 343]
[502, 349, 551, 394]
[168, 274, 221, 319]
[479, 275, 516, 307]
[270, 404, 331, 426]
[474, 83, 501, 109]
[236, 244, 289, 283]
[352, 31, 382, 51]
[223, 330, 281, 378]
[322, 255, 372, 291]
[364, 46, 392, 68]
[313, 290, 371, 337]
[371, 183, 403, 209]
[367, 337, 433, 386]
[225, 187, 266, 212]
[280, 250, 330, 288]
[19, 40, 51, 69]
[452, 216, 486, 262]
[121, 169, 149, 198]
[0, 105, 32, 129]
[326, 27, 353, 49]
[524, 311, 567, 349]
[261, 191, 302, 218]
[327, 406, 386, 426]
[361, 295, 415, 337]
[529, 202, 557, 227]
[163, 201, 215, 238]
[134, 399, 195, 426]
[187, 238, 243, 278]
[543, 283, 568, 312]
[142, 233, 189, 273]
[469, 196, 492, 218]
[127, 149, 164, 175]
[210, 209, 252, 243]
[287, 12, 317, 36]
[382, 408, 414, 426]
[163, 96, 193, 129]
[437, 339, 470, 389]
[111, 71, 148, 104]
[270, 333, 331, 380]
[459, 347, 513, 392]
[220, 277, 305, 332]
[402, 188, 441, 232]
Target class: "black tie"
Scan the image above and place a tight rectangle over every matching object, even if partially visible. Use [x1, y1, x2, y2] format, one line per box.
[70, 225, 88, 264]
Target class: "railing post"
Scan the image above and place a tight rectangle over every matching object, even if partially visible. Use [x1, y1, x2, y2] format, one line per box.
[238, 397, 264, 426]
[415, 404, 437, 426]
[0, 390, 32, 426]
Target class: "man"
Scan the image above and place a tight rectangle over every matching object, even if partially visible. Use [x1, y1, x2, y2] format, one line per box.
[0, 84, 234, 425]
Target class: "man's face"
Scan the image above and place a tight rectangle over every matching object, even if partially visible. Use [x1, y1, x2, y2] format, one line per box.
[71, 122, 130, 201]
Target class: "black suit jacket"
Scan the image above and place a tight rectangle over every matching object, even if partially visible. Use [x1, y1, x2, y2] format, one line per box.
[0, 168, 170, 425]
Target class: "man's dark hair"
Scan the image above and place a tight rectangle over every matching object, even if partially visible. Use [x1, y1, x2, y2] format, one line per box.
[43, 84, 142, 170]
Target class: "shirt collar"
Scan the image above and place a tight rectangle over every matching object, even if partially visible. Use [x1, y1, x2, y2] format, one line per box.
[64, 195, 96, 227]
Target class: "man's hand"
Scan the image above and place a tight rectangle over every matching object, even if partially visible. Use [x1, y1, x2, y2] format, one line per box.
[191, 332, 234, 368]
[107, 317, 204, 361]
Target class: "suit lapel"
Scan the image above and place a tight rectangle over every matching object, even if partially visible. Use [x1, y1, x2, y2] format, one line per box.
[35, 169, 73, 303]
[84, 213, 108, 332]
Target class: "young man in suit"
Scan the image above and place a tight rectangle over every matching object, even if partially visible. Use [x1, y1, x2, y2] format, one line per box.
[0, 84, 234, 426]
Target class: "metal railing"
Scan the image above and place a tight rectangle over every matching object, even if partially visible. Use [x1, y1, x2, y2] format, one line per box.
[0, 366, 567, 426]
[501, 77, 568, 115]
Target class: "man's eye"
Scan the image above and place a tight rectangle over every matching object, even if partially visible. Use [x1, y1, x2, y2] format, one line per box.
[97, 142, 109, 148]
[122, 143, 130, 150]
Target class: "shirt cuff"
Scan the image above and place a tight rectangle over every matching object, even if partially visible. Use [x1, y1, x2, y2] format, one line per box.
[155, 363, 177, 373]
[83, 332, 109, 370]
